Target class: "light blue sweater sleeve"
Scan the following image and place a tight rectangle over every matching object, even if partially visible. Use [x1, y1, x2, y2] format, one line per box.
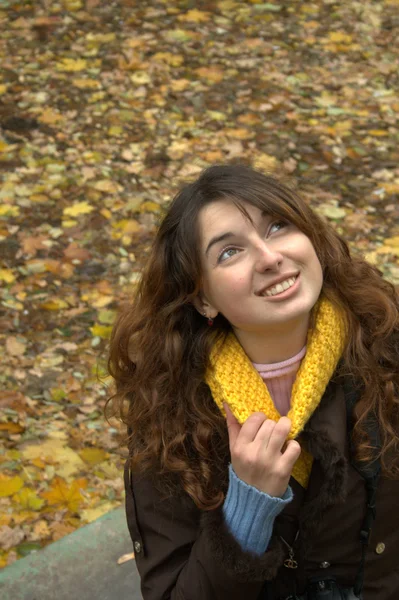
[222, 463, 293, 555]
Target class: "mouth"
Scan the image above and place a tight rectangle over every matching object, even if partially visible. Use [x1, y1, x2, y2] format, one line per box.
[259, 274, 300, 299]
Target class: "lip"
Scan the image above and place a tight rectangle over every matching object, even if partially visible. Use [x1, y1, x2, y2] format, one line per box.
[256, 272, 299, 296]
[259, 273, 300, 301]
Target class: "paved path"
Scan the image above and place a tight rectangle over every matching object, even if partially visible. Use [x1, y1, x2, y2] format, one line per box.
[0, 508, 142, 600]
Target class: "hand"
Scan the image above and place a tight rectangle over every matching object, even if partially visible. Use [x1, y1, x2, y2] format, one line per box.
[224, 402, 301, 498]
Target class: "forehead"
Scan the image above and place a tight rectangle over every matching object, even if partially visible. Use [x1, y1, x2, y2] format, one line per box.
[198, 200, 262, 241]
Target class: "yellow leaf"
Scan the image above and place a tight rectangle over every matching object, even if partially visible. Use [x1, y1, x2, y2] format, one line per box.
[328, 32, 353, 44]
[63, 0, 83, 10]
[333, 119, 353, 133]
[223, 128, 255, 140]
[30, 457, 47, 469]
[167, 140, 192, 160]
[63, 201, 95, 218]
[90, 324, 113, 339]
[78, 447, 109, 466]
[62, 219, 78, 228]
[98, 462, 120, 479]
[177, 9, 211, 22]
[0, 205, 20, 217]
[130, 71, 151, 85]
[57, 58, 87, 72]
[40, 298, 69, 311]
[91, 179, 120, 193]
[253, 153, 278, 172]
[108, 125, 123, 137]
[13, 488, 45, 511]
[30, 193, 50, 203]
[21, 439, 85, 479]
[42, 477, 87, 513]
[5, 450, 21, 461]
[0, 84, 8, 95]
[72, 78, 101, 89]
[384, 236, 399, 246]
[207, 110, 227, 121]
[100, 208, 112, 219]
[98, 309, 116, 325]
[195, 67, 224, 83]
[368, 130, 388, 137]
[139, 201, 160, 213]
[38, 108, 65, 125]
[152, 52, 184, 67]
[315, 91, 338, 107]
[81, 502, 118, 523]
[112, 219, 141, 234]
[0, 269, 15, 283]
[217, 0, 239, 9]
[0, 474, 24, 497]
[316, 204, 347, 220]
[0, 513, 13, 527]
[364, 252, 378, 265]
[376, 246, 399, 257]
[381, 183, 399, 195]
[170, 79, 190, 92]
[50, 388, 67, 402]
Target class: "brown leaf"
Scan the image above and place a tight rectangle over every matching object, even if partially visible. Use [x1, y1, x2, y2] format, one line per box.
[20, 235, 48, 257]
[0, 526, 25, 551]
[63, 243, 91, 263]
[0, 422, 25, 434]
[30, 520, 51, 541]
[50, 521, 76, 541]
[6, 336, 27, 356]
[117, 552, 135, 564]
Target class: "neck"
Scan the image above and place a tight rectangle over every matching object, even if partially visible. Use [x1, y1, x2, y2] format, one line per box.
[233, 316, 310, 364]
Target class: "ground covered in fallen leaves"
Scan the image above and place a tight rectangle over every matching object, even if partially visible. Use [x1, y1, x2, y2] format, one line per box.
[1, 0, 399, 568]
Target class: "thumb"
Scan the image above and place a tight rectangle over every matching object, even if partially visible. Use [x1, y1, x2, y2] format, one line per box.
[223, 402, 241, 448]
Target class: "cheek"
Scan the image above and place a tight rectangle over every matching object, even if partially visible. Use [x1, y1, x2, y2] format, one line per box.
[204, 271, 249, 310]
[309, 249, 323, 285]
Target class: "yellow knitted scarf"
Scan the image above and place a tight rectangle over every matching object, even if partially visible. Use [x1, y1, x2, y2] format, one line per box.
[205, 297, 346, 489]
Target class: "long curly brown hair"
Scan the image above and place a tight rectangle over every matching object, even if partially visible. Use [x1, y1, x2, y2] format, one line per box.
[107, 165, 399, 510]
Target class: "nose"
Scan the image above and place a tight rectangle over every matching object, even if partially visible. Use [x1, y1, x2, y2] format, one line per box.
[254, 240, 283, 273]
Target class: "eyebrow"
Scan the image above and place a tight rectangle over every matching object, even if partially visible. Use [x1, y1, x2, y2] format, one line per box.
[205, 232, 236, 256]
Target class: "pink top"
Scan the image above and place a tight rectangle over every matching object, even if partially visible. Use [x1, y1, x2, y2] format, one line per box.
[252, 346, 306, 416]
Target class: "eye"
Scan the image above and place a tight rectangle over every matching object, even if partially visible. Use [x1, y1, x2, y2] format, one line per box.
[218, 247, 240, 263]
[269, 220, 288, 235]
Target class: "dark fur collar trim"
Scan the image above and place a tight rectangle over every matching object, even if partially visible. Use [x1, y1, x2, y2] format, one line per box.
[201, 505, 285, 582]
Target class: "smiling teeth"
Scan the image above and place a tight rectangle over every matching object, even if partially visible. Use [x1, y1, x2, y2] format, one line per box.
[264, 277, 297, 297]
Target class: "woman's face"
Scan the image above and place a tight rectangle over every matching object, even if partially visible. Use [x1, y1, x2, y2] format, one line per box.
[195, 199, 323, 335]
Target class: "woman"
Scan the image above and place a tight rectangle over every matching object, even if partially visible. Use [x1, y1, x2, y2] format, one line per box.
[108, 165, 399, 600]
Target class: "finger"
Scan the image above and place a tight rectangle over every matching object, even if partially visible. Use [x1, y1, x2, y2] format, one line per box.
[224, 402, 242, 449]
[266, 417, 292, 455]
[279, 439, 301, 473]
[238, 412, 267, 445]
[254, 418, 277, 447]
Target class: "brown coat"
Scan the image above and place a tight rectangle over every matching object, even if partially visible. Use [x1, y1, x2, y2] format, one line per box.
[124, 378, 399, 600]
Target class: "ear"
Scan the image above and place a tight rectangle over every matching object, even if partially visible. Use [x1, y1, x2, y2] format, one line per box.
[192, 292, 218, 319]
